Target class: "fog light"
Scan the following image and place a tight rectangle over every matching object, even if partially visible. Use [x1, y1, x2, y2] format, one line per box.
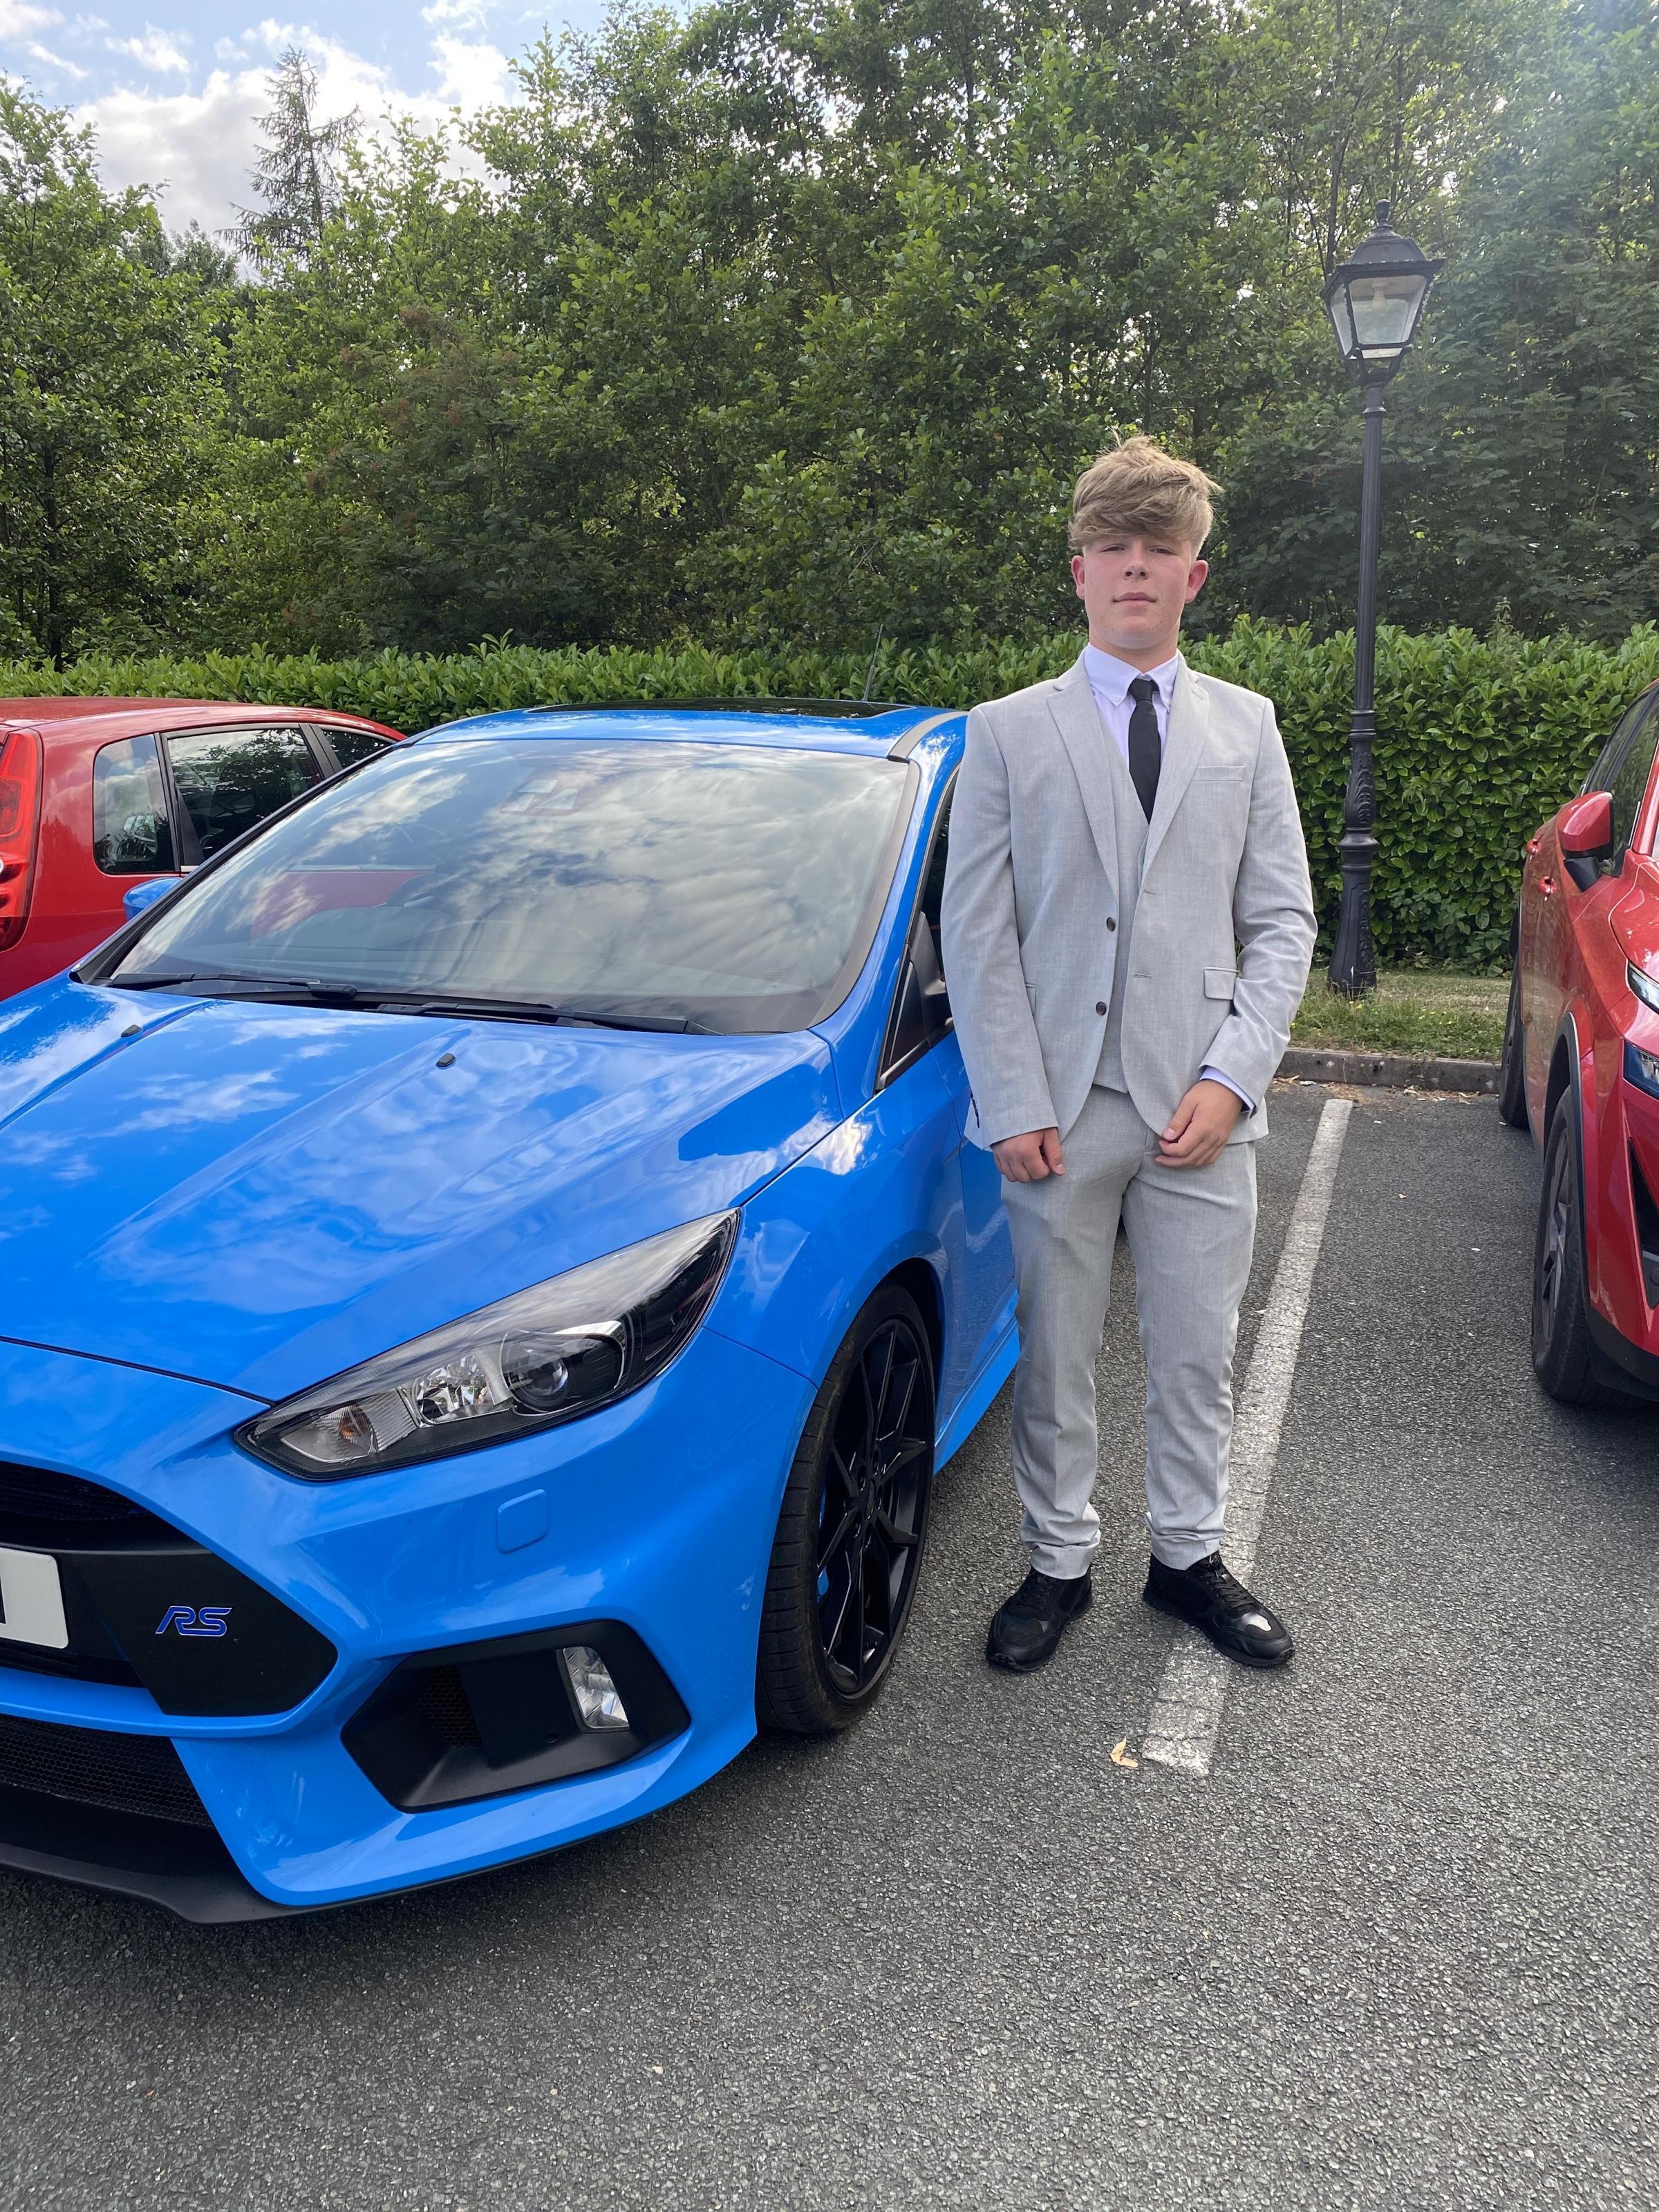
[561, 1644, 629, 1731]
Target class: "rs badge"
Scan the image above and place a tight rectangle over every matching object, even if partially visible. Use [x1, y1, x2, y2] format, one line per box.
[156, 1605, 231, 1638]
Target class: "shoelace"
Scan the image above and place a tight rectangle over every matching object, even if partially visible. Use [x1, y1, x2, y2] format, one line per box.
[1183, 1553, 1256, 1614]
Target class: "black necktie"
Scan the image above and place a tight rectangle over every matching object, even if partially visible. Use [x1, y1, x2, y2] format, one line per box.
[1127, 675, 1161, 820]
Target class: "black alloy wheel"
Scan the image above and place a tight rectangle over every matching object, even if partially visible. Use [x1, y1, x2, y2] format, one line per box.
[1497, 965, 1530, 1130]
[756, 1283, 936, 1735]
[1532, 1089, 1633, 1406]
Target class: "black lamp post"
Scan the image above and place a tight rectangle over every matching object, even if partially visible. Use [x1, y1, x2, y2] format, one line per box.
[1322, 202, 1443, 998]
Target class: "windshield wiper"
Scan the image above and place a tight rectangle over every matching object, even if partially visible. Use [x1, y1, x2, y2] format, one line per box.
[109, 973, 693, 1031]
[391, 993, 691, 1033]
[110, 971, 369, 1003]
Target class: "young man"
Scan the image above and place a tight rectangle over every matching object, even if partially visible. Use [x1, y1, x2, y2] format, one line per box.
[940, 437, 1316, 1674]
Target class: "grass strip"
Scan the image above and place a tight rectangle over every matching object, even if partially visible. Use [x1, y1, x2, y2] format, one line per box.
[1289, 971, 1508, 1062]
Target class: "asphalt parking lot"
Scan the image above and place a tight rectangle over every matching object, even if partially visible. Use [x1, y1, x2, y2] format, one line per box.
[3, 1083, 1656, 2211]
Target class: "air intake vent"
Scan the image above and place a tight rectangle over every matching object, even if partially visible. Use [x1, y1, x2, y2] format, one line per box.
[0, 1461, 176, 1544]
[0, 1714, 212, 1828]
[1629, 1145, 1659, 1308]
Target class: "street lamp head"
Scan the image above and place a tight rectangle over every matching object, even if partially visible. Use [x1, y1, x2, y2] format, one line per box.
[1322, 201, 1443, 382]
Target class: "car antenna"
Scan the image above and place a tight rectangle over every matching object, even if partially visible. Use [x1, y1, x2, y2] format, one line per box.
[860, 623, 885, 704]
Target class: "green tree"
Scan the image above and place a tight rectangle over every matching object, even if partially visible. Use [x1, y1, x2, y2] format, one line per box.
[233, 46, 362, 263]
[1218, 0, 1659, 639]
[0, 84, 224, 661]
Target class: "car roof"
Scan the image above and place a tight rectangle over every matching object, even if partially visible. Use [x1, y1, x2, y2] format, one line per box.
[418, 700, 962, 759]
[0, 698, 397, 741]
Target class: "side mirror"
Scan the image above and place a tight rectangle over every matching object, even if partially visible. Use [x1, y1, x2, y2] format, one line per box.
[1559, 791, 1613, 890]
[1560, 791, 1613, 859]
[122, 876, 177, 923]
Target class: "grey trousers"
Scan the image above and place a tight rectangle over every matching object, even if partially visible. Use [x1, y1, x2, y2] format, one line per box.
[1000, 1082, 1258, 1577]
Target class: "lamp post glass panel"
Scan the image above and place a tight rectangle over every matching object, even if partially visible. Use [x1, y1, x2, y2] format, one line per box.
[1321, 203, 1443, 999]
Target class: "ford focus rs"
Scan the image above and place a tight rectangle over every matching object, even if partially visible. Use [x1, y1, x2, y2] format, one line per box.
[0, 702, 1018, 1919]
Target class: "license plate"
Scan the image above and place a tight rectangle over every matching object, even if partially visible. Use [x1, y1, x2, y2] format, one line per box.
[0, 1545, 69, 1650]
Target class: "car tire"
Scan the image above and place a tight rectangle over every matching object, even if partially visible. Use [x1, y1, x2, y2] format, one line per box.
[756, 1282, 936, 1736]
[1532, 1089, 1635, 1406]
[1497, 966, 1530, 1130]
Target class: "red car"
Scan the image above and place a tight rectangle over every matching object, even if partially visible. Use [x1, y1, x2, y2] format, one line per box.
[1503, 677, 1659, 1403]
[0, 699, 402, 999]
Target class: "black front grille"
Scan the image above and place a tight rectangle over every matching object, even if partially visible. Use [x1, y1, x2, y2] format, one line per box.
[0, 1460, 176, 1544]
[411, 1664, 481, 1747]
[0, 1461, 337, 1716]
[1631, 1145, 1659, 1307]
[0, 1713, 212, 1828]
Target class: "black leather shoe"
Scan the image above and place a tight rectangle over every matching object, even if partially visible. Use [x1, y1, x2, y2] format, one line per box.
[1143, 1552, 1293, 1669]
[986, 1566, 1092, 1672]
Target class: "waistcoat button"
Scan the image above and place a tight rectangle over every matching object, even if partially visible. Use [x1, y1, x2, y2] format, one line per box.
[1095, 1000, 1107, 1015]
[1105, 916, 1117, 931]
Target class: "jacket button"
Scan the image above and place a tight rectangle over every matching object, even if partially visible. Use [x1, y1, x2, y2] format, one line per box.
[1096, 1000, 1107, 1015]
[1105, 917, 1117, 931]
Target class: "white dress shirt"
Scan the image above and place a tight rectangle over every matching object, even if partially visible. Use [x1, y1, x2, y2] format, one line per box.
[1081, 641, 1254, 1118]
[1082, 643, 1181, 764]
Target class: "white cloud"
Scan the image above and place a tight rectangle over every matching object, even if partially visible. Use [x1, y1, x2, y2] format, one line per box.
[75, 26, 509, 238]
[108, 25, 190, 73]
[422, 0, 490, 26]
[78, 66, 269, 233]
[0, 0, 62, 33]
[28, 39, 85, 73]
[429, 32, 508, 107]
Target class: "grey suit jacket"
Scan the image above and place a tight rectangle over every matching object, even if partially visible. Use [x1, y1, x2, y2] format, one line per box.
[939, 650, 1316, 1150]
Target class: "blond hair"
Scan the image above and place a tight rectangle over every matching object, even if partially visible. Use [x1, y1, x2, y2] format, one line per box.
[1068, 435, 1221, 554]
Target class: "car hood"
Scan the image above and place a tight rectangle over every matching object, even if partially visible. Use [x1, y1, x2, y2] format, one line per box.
[0, 982, 839, 1403]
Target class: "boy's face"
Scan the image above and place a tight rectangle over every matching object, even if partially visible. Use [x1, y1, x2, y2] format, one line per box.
[1071, 529, 1208, 667]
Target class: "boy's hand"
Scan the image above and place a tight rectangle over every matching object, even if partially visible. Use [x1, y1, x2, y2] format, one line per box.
[1158, 1080, 1242, 1169]
[993, 1127, 1065, 1182]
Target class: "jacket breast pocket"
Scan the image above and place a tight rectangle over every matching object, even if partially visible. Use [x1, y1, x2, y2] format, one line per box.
[1203, 967, 1238, 1001]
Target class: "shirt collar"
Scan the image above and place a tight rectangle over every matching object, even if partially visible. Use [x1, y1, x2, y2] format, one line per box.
[1082, 643, 1183, 706]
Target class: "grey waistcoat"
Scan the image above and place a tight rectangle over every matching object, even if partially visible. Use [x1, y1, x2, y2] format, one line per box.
[1093, 725, 1152, 1094]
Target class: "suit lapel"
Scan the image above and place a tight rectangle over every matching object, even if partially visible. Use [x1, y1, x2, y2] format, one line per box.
[1044, 655, 1119, 888]
[1142, 658, 1210, 875]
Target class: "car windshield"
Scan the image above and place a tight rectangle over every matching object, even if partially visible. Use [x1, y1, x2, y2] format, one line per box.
[107, 735, 914, 1034]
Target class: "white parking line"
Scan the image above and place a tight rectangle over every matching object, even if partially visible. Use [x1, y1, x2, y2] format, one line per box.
[1141, 1094, 1353, 1778]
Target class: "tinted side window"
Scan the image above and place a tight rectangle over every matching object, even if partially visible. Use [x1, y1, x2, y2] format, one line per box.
[92, 735, 176, 874]
[1607, 704, 1659, 862]
[919, 780, 953, 969]
[164, 725, 322, 863]
[1582, 697, 1653, 796]
[879, 779, 956, 1085]
[326, 727, 395, 769]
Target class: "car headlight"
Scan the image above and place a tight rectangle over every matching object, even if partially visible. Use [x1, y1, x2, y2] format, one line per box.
[1631, 962, 1659, 1017]
[238, 1212, 738, 1479]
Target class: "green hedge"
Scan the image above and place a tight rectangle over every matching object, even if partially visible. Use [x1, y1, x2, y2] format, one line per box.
[6, 619, 1658, 968]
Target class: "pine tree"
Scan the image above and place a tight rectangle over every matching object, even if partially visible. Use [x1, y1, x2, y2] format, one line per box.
[232, 46, 359, 261]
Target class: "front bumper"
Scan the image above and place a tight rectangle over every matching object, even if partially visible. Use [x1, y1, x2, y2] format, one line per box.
[0, 1326, 811, 1915]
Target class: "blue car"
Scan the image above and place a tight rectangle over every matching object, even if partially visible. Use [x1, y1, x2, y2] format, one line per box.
[0, 701, 1016, 1919]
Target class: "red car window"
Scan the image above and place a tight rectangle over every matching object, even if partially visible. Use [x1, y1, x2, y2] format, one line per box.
[324, 727, 395, 769]
[1582, 696, 1654, 796]
[93, 734, 178, 875]
[164, 725, 324, 864]
[1606, 704, 1659, 864]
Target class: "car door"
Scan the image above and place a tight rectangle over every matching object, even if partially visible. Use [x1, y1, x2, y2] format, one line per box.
[160, 724, 328, 867]
[877, 778, 1016, 1428]
[79, 731, 182, 957]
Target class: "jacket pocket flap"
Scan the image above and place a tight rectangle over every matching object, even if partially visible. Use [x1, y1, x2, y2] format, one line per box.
[1203, 967, 1238, 1000]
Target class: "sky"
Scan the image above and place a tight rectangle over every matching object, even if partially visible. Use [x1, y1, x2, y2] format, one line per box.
[1, 0, 610, 236]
